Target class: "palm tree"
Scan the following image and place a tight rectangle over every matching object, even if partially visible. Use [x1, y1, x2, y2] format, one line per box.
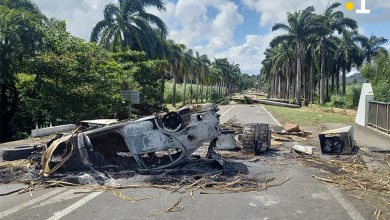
[317, 2, 357, 105]
[335, 30, 364, 95]
[213, 58, 230, 96]
[165, 40, 185, 107]
[194, 52, 210, 103]
[271, 6, 327, 105]
[182, 49, 194, 106]
[355, 33, 388, 62]
[273, 41, 295, 99]
[90, 0, 167, 56]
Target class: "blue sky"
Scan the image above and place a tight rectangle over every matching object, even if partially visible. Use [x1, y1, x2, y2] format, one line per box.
[32, 0, 390, 75]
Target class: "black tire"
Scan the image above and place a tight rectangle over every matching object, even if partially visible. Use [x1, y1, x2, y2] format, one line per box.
[2, 144, 36, 161]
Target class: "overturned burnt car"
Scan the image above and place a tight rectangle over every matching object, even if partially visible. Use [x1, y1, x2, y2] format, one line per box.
[41, 103, 221, 177]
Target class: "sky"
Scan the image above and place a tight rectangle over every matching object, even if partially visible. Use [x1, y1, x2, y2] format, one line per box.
[32, 0, 390, 75]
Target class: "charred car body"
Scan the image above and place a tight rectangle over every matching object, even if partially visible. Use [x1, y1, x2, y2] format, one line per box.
[41, 103, 221, 176]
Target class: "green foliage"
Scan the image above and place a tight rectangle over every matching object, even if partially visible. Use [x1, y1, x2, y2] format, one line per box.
[209, 92, 222, 104]
[326, 95, 346, 108]
[326, 84, 362, 109]
[360, 52, 390, 103]
[11, 131, 30, 141]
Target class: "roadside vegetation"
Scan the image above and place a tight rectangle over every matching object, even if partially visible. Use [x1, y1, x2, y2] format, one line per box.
[0, 0, 261, 142]
[261, 2, 388, 108]
[264, 105, 355, 126]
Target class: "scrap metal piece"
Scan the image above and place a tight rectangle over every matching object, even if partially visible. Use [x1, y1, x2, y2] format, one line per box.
[243, 123, 271, 155]
[216, 129, 236, 150]
[319, 126, 355, 154]
[207, 138, 226, 168]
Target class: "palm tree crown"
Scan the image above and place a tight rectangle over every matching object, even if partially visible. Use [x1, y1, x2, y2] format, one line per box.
[90, 0, 168, 56]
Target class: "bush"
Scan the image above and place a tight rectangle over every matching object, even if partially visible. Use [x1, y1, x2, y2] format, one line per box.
[327, 95, 346, 108]
[209, 92, 222, 104]
[345, 84, 362, 109]
[11, 132, 30, 141]
[326, 84, 362, 109]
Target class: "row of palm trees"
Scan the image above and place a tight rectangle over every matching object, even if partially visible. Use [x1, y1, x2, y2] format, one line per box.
[90, 0, 245, 107]
[261, 2, 388, 106]
[164, 40, 243, 107]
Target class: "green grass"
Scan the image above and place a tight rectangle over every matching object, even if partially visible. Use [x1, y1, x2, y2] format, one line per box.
[263, 105, 355, 126]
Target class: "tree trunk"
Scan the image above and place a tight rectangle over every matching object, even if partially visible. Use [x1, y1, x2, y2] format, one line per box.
[182, 75, 187, 106]
[201, 83, 204, 103]
[342, 68, 346, 96]
[296, 41, 303, 106]
[286, 65, 290, 100]
[326, 74, 329, 99]
[336, 66, 340, 94]
[278, 73, 281, 99]
[196, 73, 199, 103]
[309, 60, 314, 104]
[206, 82, 209, 102]
[331, 67, 335, 95]
[172, 77, 177, 107]
[320, 52, 325, 105]
[190, 76, 193, 103]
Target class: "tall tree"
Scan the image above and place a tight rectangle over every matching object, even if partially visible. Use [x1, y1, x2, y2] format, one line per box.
[271, 6, 327, 106]
[355, 33, 388, 62]
[318, 2, 357, 105]
[165, 40, 185, 107]
[182, 49, 194, 106]
[335, 29, 364, 95]
[0, 1, 44, 142]
[90, 0, 167, 57]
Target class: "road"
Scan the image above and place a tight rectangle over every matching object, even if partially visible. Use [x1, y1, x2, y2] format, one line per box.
[0, 104, 375, 220]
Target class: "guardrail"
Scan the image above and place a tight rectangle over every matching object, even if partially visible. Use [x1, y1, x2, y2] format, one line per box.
[368, 101, 390, 133]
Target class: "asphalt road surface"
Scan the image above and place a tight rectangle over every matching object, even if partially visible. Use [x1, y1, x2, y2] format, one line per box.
[0, 104, 375, 220]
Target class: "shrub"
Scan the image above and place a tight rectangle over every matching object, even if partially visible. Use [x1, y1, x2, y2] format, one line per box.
[326, 95, 346, 108]
[345, 84, 362, 109]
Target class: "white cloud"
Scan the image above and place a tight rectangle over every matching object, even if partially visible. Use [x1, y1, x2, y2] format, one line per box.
[241, 0, 390, 27]
[32, 0, 117, 41]
[214, 30, 285, 74]
[149, 0, 244, 58]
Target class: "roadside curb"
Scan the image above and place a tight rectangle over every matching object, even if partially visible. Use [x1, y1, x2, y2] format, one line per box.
[259, 104, 282, 126]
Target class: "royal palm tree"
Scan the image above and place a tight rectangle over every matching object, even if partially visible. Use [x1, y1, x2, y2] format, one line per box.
[271, 6, 327, 105]
[182, 49, 195, 106]
[165, 40, 185, 107]
[316, 2, 357, 105]
[335, 30, 364, 95]
[194, 52, 210, 103]
[355, 33, 388, 62]
[90, 0, 167, 57]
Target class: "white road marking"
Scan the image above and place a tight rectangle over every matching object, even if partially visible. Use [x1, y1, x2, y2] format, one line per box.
[0, 188, 65, 219]
[326, 185, 365, 220]
[220, 105, 235, 117]
[30, 189, 84, 209]
[46, 191, 103, 220]
[259, 105, 282, 126]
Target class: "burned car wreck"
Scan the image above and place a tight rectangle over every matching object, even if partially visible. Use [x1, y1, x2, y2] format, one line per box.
[41, 103, 222, 177]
